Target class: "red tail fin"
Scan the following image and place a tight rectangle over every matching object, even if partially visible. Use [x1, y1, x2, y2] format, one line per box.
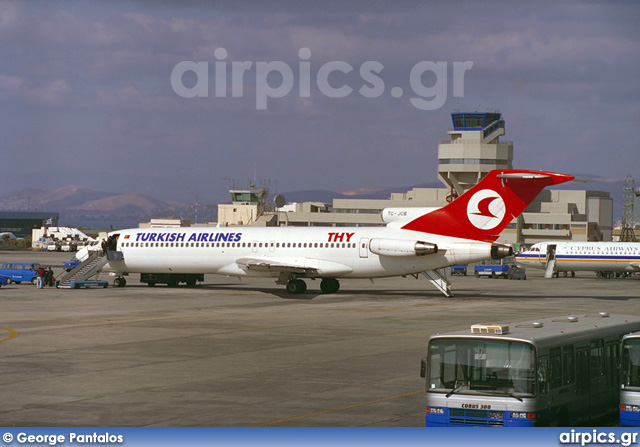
[401, 170, 574, 242]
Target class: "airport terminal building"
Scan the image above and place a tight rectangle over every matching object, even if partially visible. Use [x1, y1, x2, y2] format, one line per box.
[218, 112, 612, 246]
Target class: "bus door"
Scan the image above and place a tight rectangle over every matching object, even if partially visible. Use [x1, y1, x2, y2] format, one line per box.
[606, 342, 620, 411]
[575, 347, 590, 424]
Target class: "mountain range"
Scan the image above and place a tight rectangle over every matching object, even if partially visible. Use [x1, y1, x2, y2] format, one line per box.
[0, 185, 192, 229]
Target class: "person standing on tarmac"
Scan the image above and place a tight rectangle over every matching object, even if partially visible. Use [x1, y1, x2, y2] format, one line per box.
[45, 267, 54, 287]
[36, 267, 44, 289]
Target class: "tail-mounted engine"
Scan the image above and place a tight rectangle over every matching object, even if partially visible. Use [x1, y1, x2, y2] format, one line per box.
[491, 244, 513, 259]
[369, 238, 438, 257]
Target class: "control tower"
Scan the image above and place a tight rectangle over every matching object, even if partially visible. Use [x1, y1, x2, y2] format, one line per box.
[218, 184, 269, 226]
[438, 112, 513, 200]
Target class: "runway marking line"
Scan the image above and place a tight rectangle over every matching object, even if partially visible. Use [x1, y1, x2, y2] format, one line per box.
[252, 389, 423, 426]
[0, 327, 18, 343]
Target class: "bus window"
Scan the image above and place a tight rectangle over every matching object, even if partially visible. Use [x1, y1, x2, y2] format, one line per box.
[576, 349, 589, 392]
[428, 339, 536, 397]
[622, 338, 640, 390]
[607, 343, 618, 386]
[537, 357, 548, 395]
[550, 347, 562, 389]
[563, 345, 575, 386]
[591, 339, 605, 377]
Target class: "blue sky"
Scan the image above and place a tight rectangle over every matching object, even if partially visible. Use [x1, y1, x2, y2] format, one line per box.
[1, 0, 638, 204]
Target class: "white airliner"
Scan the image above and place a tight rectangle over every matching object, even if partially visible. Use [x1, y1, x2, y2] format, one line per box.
[100, 169, 572, 296]
[516, 241, 640, 278]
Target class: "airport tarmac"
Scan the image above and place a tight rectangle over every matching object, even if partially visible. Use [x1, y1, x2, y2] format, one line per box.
[0, 250, 639, 427]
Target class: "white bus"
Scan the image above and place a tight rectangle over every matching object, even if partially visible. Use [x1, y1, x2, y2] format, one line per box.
[420, 313, 640, 426]
[621, 331, 640, 426]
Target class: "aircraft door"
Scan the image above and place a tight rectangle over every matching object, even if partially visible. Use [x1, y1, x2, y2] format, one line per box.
[359, 238, 369, 258]
[252, 241, 258, 253]
[537, 243, 547, 265]
[545, 244, 557, 267]
[269, 240, 275, 253]
[106, 233, 124, 261]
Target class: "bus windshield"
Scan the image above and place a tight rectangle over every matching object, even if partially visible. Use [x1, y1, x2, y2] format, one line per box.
[428, 338, 536, 397]
[622, 338, 640, 391]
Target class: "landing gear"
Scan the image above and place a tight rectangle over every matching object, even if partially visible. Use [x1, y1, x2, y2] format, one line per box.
[285, 279, 307, 295]
[320, 278, 340, 294]
[114, 277, 127, 287]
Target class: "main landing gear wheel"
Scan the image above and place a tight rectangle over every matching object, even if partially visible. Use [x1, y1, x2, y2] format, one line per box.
[286, 279, 307, 295]
[114, 277, 127, 287]
[320, 278, 340, 294]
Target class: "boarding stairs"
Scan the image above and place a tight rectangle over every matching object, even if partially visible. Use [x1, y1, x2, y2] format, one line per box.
[57, 251, 108, 288]
[422, 269, 453, 297]
[544, 259, 556, 279]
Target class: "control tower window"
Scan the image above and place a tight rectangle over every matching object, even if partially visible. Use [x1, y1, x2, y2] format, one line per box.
[465, 116, 484, 128]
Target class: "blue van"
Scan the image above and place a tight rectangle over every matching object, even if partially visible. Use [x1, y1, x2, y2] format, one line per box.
[0, 262, 42, 284]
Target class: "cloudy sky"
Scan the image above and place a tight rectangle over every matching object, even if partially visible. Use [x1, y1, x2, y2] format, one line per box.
[1, 0, 638, 205]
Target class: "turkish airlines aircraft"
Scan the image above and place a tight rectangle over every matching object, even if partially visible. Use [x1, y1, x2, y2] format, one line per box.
[516, 241, 640, 278]
[101, 169, 572, 296]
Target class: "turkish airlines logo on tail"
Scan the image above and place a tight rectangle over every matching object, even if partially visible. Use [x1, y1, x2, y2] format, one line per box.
[466, 189, 506, 230]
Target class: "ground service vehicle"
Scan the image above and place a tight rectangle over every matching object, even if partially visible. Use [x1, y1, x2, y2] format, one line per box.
[0, 262, 42, 284]
[474, 258, 525, 280]
[450, 265, 467, 276]
[621, 331, 640, 426]
[474, 261, 510, 278]
[64, 260, 81, 271]
[420, 313, 640, 426]
[0, 274, 7, 287]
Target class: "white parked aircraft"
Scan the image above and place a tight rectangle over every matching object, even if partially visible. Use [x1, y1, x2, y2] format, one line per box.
[516, 241, 640, 278]
[101, 169, 573, 296]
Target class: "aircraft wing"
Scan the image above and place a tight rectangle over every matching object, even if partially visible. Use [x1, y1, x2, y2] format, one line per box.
[630, 263, 640, 271]
[236, 257, 353, 277]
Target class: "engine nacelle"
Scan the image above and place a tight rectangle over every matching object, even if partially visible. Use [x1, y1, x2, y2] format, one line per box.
[369, 238, 438, 257]
[491, 244, 513, 259]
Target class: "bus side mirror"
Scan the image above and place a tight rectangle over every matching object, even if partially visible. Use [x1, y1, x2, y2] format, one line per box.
[420, 357, 427, 378]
